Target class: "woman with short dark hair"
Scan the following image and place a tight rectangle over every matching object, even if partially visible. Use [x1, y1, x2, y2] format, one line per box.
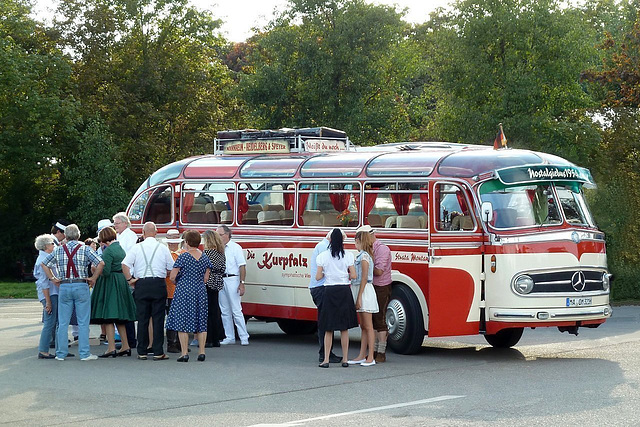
[90, 226, 137, 357]
[315, 228, 357, 368]
[166, 230, 213, 362]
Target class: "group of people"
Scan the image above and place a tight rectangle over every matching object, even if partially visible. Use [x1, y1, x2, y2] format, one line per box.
[34, 213, 250, 362]
[311, 225, 392, 368]
[34, 215, 392, 367]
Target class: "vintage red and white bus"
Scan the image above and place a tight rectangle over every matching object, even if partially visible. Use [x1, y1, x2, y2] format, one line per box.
[125, 128, 611, 354]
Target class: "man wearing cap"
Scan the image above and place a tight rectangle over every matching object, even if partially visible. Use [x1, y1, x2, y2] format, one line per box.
[216, 225, 249, 346]
[359, 224, 392, 363]
[41, 224, 105, 361]
[51, 220, 69, 246]
[308, 229, 343, 363]
[163, 229, 183, 353]
[122, 222, 174, 359]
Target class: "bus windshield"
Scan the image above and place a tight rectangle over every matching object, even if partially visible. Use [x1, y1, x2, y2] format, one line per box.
[480, 183, 561, 228]
[480, 182, 595, 229]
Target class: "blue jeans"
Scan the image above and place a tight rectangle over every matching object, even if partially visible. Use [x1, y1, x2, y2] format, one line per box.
[38, 295, 58, 353]
[56, 282, 91, 359]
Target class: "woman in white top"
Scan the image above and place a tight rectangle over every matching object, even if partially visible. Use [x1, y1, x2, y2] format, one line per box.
[316, 228, 357, 368]
[348, 230, 379, 366]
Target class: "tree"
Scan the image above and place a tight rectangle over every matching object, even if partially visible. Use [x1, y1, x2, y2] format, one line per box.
[0, 0, 79, 277]
[239, 0, 418, 144]
[416, 0, 602, 162]
[65, 119, 130, 232]
[55, 0, 244, 193]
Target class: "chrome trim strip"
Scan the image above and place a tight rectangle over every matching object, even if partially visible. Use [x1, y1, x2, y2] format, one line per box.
[550, 310, 605, 318]
[493, 312, 536, 319]
[535, 280, 572, 285]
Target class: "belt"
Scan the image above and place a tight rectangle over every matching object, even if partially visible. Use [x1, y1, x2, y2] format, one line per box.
[223, 274, 238, 277]
[60, 279, 88, 284]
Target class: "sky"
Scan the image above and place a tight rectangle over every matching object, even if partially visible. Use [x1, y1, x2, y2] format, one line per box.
[33, 0, 453, 42]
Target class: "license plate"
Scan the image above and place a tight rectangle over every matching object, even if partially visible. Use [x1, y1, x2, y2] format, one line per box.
[566, 297, 592, 307]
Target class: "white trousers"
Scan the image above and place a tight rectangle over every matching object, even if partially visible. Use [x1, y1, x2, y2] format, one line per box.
[219, 277, 249, 341]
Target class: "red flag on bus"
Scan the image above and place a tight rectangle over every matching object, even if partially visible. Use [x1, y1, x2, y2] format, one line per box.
[494, 124, 507, 149]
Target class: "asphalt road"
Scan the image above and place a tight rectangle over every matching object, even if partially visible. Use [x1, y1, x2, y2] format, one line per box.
[1, 299, 638, 426]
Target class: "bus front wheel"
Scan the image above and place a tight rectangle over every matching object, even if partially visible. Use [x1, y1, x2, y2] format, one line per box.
[277, 319, 317, 335]
[484, 327, 523, 348]
[387, 285, 425, 355]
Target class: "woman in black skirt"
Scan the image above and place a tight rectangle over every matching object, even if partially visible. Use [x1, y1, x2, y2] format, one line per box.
[315, 228, 357, 368]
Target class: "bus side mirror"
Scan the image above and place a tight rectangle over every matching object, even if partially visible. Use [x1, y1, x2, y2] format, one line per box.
[481, 201, 493, 223]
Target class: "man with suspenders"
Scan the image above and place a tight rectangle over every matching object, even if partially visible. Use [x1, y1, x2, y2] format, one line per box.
[122, 222, 174, 360]
[41, 224, 104, 361]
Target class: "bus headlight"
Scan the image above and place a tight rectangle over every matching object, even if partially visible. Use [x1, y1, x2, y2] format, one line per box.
[514, 275, 534, 294]
[602, 273, 611, 292]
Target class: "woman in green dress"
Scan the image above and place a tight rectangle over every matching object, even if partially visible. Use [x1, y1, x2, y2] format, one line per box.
[91, 226, 137, 357]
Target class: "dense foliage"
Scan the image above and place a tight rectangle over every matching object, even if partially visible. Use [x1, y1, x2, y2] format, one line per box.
[1, 0, 639, 299]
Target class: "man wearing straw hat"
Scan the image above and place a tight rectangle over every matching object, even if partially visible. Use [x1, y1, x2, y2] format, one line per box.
[163, 229, 183, 353]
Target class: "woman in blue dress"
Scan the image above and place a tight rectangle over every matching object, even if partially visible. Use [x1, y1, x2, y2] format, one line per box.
[166, 230, 213, 362]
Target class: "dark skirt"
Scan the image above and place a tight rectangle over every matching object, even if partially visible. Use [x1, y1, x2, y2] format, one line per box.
[318, 285, 358, 332]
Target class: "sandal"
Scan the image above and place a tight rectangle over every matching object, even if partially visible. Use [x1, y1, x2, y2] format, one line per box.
[153, 353, 169, 360]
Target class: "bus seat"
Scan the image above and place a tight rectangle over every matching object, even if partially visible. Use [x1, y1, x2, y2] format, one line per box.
[220, 210, 233, 224]
[258, 210, 281, 225]
[385, 216, 397, 228]
[264, 204, 284, 212]
[367, 214, 382, 227]
[451, 215, 474, 231]
[242, 209, 259, 225]
[418, 215, 428, 229]
[186, 204, 206, 223]
[205, 203, 219, 224]
[322, 212, 341, 227]
[279, 210, 294, 225]
[248, 204, 263, 211]
[214, 201, 227, 212]
[147, 203, 170, 224]
[302, 210, 322, 226]
[397, 215, 421, 229]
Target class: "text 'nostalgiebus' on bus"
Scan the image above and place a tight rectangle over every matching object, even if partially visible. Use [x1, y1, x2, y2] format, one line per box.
[126, 127, 611, 354]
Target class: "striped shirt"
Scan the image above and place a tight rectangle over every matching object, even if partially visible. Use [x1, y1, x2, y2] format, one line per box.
[42, 241, 103, 280]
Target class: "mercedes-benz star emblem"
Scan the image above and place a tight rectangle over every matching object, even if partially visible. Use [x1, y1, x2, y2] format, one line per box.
[571, 271, 586, 292]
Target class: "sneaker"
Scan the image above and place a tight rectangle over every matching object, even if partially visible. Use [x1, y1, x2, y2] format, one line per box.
[240, 340, 249, 346]
[361, 360, 376, 367]
[81, 354, 98, 361]
[55, 356, 64, 361]
[190, 339, 199, 347]
[220, 338, 236, 345]
[374, 352, 386, 363]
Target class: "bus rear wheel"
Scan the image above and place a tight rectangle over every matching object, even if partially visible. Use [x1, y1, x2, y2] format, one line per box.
[484, 327, 523, 348]
[387, 285, 425, 355]
[277, 319, 317, 335]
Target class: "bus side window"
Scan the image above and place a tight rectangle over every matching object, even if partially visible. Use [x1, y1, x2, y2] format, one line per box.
[365, 182, 428, 230]
[436, 184, 474, 231]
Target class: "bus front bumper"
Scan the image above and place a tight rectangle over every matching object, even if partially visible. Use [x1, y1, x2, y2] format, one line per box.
[488, 305, 612, 323]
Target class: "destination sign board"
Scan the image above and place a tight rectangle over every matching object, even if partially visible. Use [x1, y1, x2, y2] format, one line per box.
[496, 165, 594, 185]
[223, 139, 290, 154]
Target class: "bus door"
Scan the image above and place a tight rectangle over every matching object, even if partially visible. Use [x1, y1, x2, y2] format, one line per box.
[427, 181, 484, 337]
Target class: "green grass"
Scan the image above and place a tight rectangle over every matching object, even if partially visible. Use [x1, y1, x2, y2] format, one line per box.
[0, 282, 38, 299]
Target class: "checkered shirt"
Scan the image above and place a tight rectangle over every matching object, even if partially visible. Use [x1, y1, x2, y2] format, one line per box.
[42, 240, 103, 280]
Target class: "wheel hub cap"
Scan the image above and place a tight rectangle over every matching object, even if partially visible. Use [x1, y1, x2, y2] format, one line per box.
[387, 298, 406, 341]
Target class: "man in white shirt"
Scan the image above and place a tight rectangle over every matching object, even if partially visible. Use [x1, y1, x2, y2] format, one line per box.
[113, 212, 138, 253]
[122, 222, 174, 360]
[216, 225, 249, 345]
[112, 212, 139, 349]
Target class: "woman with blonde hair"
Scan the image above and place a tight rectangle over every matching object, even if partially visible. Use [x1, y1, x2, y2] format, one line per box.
[202, 230, 226, 348]
[347, 229, 379, 366]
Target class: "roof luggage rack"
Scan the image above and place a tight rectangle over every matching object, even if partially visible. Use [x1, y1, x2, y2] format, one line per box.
[214, 127, 352, 154]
